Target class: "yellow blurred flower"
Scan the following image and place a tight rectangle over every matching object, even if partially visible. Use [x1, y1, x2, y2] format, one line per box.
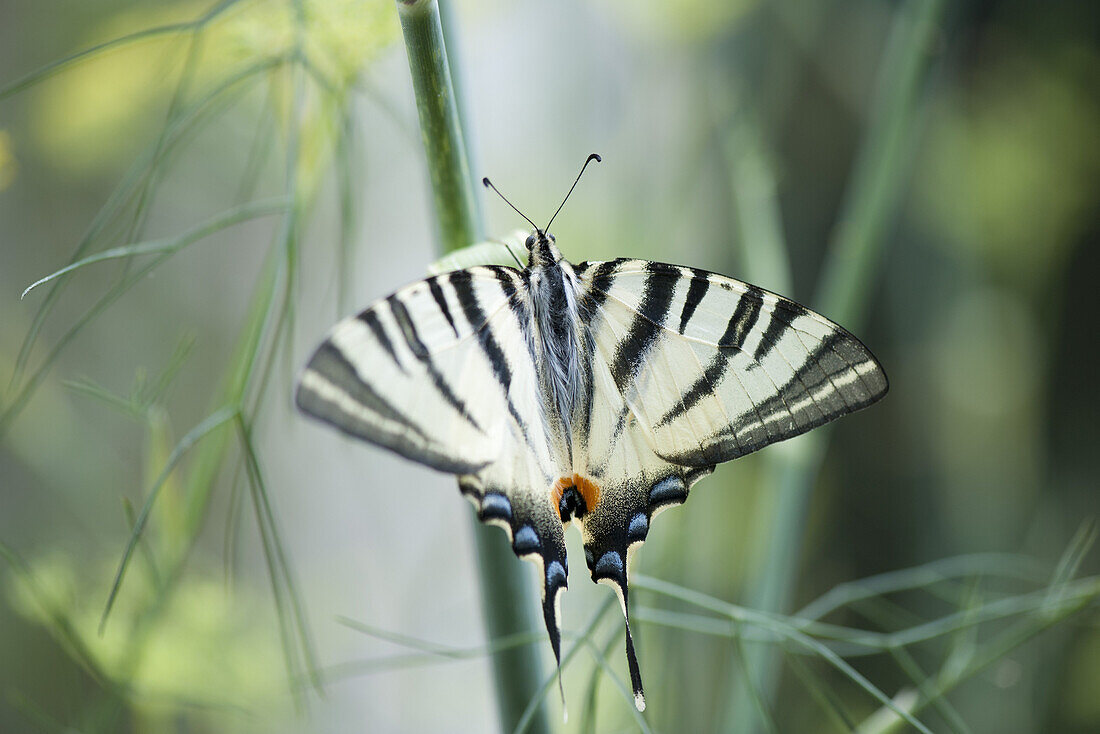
[30, 0, 397, 179]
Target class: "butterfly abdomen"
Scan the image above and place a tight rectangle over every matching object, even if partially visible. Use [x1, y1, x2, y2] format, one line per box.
[528, 260, 586, 456]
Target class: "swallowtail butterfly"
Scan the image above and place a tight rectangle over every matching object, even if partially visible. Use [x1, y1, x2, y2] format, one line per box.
[295, 155, 888, 712]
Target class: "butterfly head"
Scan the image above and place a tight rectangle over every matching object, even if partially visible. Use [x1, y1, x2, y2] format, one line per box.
[525, 230, 563, 268]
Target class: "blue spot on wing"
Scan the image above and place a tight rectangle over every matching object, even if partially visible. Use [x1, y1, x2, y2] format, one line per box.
[648, 476, 687, 507]
[479, 493, 512, 521]
[594, 551, 624, 580]
[546, 560, 567, 589]
[627, 513, 649, 542]
[512, 525, 541, 555]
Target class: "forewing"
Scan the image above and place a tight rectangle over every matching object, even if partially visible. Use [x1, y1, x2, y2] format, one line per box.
[300, 266, 520, 472]
[578, 259, 888, 466]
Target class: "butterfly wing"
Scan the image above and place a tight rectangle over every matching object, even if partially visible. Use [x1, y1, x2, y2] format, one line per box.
[569, 302, 714, 711]
[571, 258, 888, 709]
[296, 266, 572, 669]
[578, 259, 888, 466]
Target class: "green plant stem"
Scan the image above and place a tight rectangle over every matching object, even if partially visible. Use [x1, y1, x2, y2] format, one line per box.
[726, 1, 947, 730]
[437, 0, 486, 238]
[396, 3, 549, 732]
[398, 0, 482, 253]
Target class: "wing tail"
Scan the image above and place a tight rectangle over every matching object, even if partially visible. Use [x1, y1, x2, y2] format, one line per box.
[590, 530, 647, 711]
[541, 555, 569, 710]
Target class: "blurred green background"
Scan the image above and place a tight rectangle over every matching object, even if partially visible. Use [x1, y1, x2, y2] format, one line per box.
[1, 1, 1097, 732]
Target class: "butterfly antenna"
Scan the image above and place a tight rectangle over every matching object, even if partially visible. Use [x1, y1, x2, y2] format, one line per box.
[544, 153, 601, 233]
[482, 177, 539, 233]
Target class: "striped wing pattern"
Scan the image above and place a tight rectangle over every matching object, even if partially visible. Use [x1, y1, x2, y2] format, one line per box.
[578, 259, 888, 467]
[295, 266, 576, 667]
[297, 253, 888, 712]
[571, 259, 887, 705]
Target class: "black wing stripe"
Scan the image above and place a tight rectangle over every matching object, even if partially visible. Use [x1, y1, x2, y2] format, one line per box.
[488, 265, 520, 300]
[357, 309, 405, 374]
[304, 342, 423, 435]
[490, 268, 534, 358]
[592, 403, 633, 474]
[655, 355, 727, 428]
[609, 266, 676, 393]
[678, 273, 709, 334]
[719, 285, 764, 349]
[579, 260, 624, 441]
[447, 269, 532, 444]
[580, 324, 599, 454]
[655, 287, 764, 428]
[388, 294, 429, 359]
[579, 260, 622, 315]
[428, 277, 460, 338]
[752, 300, 802, 361]
[387, 295, 484, 434]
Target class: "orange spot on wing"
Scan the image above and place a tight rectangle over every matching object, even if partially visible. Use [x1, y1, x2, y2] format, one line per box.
[575, 474, 601, 513]
[551, 473, 601, 521]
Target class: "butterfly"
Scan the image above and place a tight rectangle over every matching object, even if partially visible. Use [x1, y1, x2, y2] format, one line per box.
[295, 154, 888, 712]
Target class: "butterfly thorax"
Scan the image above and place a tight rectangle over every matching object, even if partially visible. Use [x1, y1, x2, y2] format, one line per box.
[525, 232, 585, 464]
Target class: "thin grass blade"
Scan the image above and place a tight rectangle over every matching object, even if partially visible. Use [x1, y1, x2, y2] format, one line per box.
[99, 406, 238, 632]
[22, 198, 290, 299]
